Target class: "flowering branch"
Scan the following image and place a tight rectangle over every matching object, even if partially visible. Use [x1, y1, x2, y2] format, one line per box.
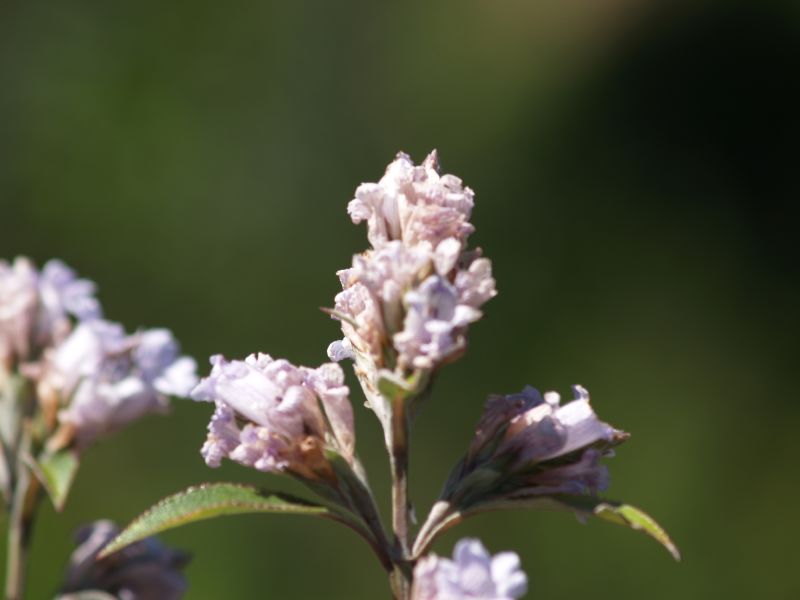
[102, 151, 678, 599]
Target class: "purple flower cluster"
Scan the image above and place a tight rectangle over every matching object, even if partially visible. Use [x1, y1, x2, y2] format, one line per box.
[52, 321, 197, 448]
[0, 257, 197, 451]
[412, 538, 527, 600]
[59, 520, 189, 600]
[468, 385, 624, 496]
[191, 353, 354, 478]
[329, 151, 496, 375]
[0, 258, 100, 367]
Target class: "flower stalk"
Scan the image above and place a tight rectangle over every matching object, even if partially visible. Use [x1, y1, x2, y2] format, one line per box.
[4, 429, 41, 600]
[389, 395, 412, 599]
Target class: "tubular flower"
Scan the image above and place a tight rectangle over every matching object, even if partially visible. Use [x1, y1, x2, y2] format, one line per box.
[51, 320, 197, 449]
[412, 538, 528, 600]
[0, 257, 100, 367]
[191, 353, 354, 479]
[348, 150, 475, 250]
[329, 152, 496, 376]
[467, 385, 626, 497]
[59, 520, 189, 600]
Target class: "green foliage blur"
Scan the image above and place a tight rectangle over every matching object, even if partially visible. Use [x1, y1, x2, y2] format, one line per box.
[1, 1, 798, 598]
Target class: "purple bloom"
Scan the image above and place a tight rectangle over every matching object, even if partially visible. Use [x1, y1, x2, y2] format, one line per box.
[412, 538, 528, 600]
[0, 257, 100, 367]
[191, 353, 354, 477]
[59, 520, 189, 600]
[52, 320, 197, 448]
[348, 151, 475, 250]
[330, 154, 497, 376]
[467, 385, 625, 497]
[501, 385, 617, 465]
[393, 275, 483, 370]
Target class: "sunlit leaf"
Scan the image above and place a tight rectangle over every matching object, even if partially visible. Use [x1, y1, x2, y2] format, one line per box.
[99, 483, 333, 558]
[414, 495, 680, 561]
[592, 501, 681, 561]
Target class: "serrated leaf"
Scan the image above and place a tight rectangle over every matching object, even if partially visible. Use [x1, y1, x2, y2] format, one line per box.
[99, 483, 333, 558]
[29, 449, 79, 511]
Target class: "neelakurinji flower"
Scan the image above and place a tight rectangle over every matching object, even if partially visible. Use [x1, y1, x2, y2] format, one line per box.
[348, 150, 475, 250]
[0, 257, 100, 369]
[459, 385, 626, 500]
[58, 520, 189, 600]
[412, 538, 528, 600]
[191, 353, 355, 480]
[329, 152, 496, 378]
[92, 151, 679, 600]
[47, 320, 198, 449]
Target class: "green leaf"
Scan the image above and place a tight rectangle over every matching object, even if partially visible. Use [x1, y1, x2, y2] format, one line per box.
[414, 495, 680, 561]
[592, 501, 681, 561]
[98, 483, 334, 558]
[488, 495, 680, 560]
[29, 449, 79, 511]
[377, 371, 413, 401]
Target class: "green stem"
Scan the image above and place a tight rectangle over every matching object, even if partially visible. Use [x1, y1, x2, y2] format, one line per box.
[5, 431, 40, 600]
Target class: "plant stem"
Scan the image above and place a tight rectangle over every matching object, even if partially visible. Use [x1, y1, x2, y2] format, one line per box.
[5, 431, 40, 600]
[389, 398, 412, 600]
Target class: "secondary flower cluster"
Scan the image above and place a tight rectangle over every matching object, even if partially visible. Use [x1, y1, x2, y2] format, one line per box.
[58, 520, 189, 600]
[191, 354, 354, 479]
[0, 258, 100, 368]
[0, 257, 197, 451]
[412, 539, 527, 600]
[458, 384, 625, 500]
[328, 151, 496, 376]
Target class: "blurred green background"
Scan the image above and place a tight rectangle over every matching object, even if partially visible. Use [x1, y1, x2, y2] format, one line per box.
[1, 0, 798, 598]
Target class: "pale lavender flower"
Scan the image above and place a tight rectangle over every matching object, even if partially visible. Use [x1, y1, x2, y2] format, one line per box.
[330, 240, 495, 373]
[59, 520, 189, 600]
[0, 257, 100, 366]
[53, 320, 197, 448]
[501, 385, 618, 465]
[348, 151, 475, 250]
[393, 275, 483, 370]
[191, 353, 354, 478]
[412, 538, 528, 600]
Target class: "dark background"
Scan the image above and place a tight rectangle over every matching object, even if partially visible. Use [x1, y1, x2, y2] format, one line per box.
[1, 1, 798, 598]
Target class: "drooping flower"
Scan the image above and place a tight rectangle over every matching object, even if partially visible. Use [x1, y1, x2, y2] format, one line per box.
[412, 538, 528, 600]
[191, 353, 354, 479]
[51, 320, 197, 449]
[348, 151, 475, 250]
[0, 257, 100, 367]
[58, 520, 189, 600]
[465, 385, 625, 498]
